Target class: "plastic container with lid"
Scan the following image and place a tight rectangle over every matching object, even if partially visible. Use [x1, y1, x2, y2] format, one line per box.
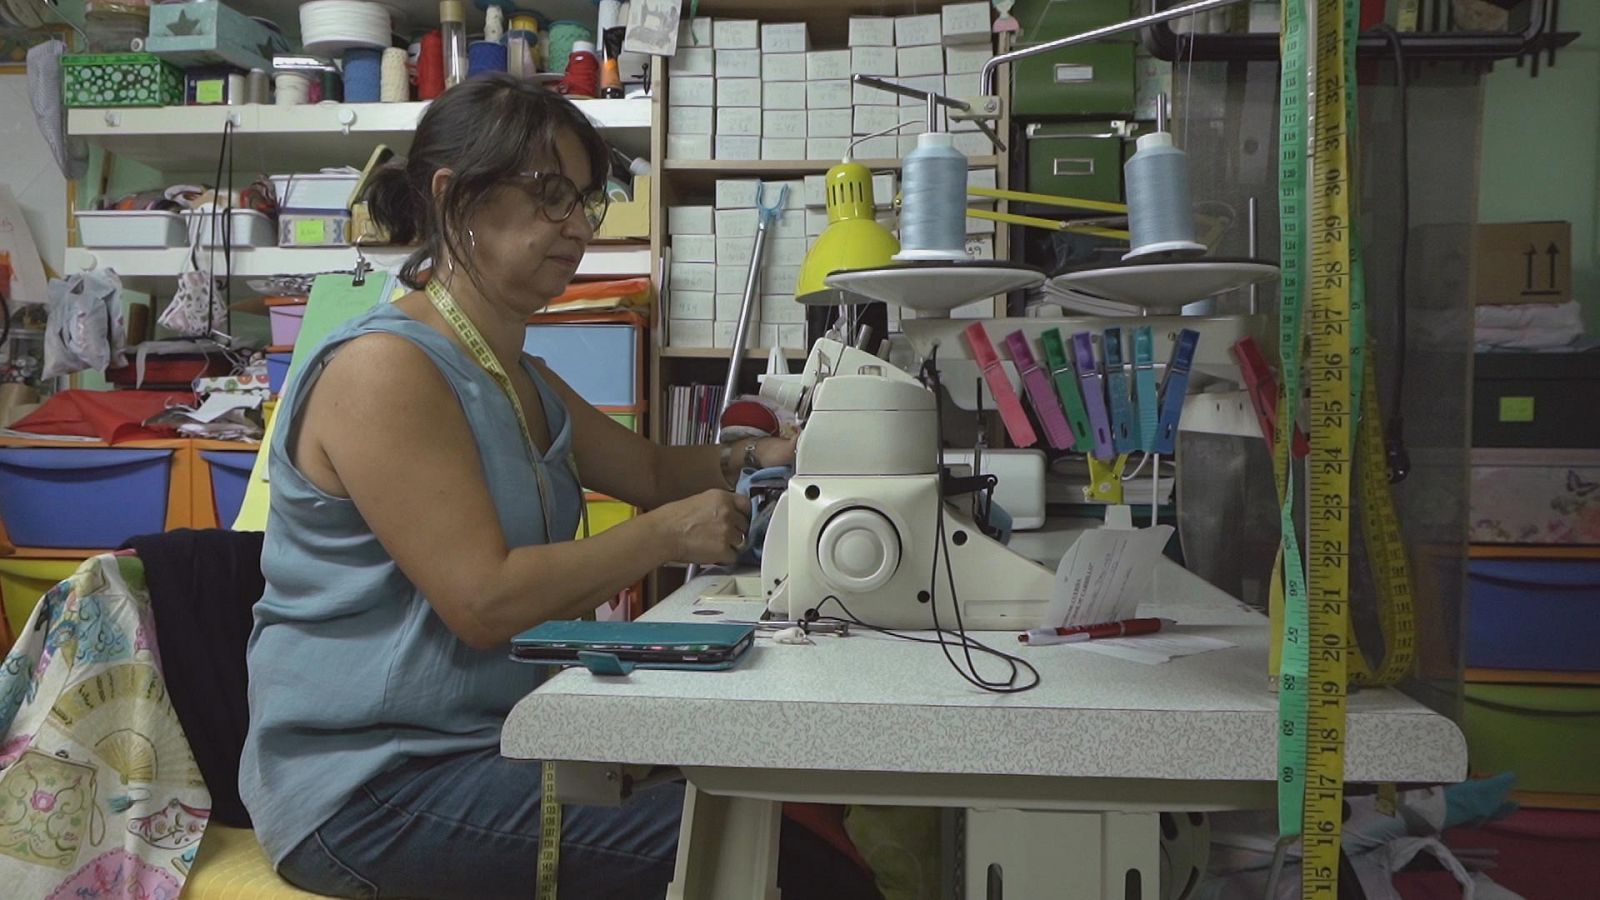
[439, 0, 467, 88]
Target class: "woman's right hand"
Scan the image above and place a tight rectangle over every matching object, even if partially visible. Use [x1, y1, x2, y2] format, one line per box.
[654, 489, 752, 565]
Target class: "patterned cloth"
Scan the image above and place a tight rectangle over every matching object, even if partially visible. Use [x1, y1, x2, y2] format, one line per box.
[0, 554, 211, 900]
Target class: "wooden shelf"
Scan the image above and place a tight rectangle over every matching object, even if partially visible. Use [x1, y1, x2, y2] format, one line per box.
[1466, 668, 1600, 686]
[664, 156, 1000, 175]
[1469, 544, 1600, 559]
[660, 346, 801, 359]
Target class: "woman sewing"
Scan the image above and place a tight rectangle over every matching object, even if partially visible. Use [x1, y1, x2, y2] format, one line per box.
[241, 75, 874, 899]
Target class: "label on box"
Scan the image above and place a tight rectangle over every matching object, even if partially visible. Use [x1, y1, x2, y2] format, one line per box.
[717, 236, 755, 266]
[713, 19, 758, 49]
[946, 45, 990, 75]
[669, 319, 714, 348]
[669, 262, 716, 292]
[763, 109, 807, 139]
[807, 108, 852, 138]
[715, 135, 761, 160]
[717, 78, 762, 107]
[762, 265, 801, 292]
[965, 235, 996, 260]
[806, 79, 851, 109]
[292, 218, 327, 244]
[715, 49, 762, 78]
[763, 81, 806, 109]
[669, 47, 714, 76]
[669, 76, 714, 106]
[895, 13, 943, 46]
[762, 138, 807, 160]
[760, 23, 809, 53]
[673, 234, 717, 262]
[767, 237, 808, 267]
[1499, 396, 1536, 422]
[668, 205, 714, 234]
[195, 78, 225, 104]
[852, 46, 897, 77]
[806, 50, 851, 81]
[897, 44, 944, 77]
[667, 134, 712, 160]
[942, 1, 993, 44]
[854, 80, 899, 105]
[854, 105, 901, 136]
[669, 290, 715, 319]
[669, 106, 713, 134]
[762, 53, 807, 81]
[716, 107, 761, 136]
[849, 16, 895, 46]
[716, 178, 760, 208]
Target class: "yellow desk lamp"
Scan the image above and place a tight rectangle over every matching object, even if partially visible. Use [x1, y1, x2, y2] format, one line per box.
[795, 149, 901, 306]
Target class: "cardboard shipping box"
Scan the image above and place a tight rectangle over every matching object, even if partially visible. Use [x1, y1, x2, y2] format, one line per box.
[1472, 221, 1572, 306]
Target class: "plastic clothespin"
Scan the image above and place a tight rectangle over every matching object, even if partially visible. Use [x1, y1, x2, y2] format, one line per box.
[1232, 337, 1309, 458]
[1042, 329, 1092, 452]
[1133, 327, 1159, 453]
[1071, 331, 1115, 461]
[1084, 453, 1128, 504]
[963, 322, 1037, 448]
[1153, 329, 1199, 456]
[1004, 330, 1075, 450]
[1103, 328, 1137, 455]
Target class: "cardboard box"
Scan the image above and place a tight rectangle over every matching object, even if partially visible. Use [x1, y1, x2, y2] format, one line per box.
[767, 237, 809, 267]
[762, 295, 806, 323]
[768, 179, 805, 204]
[764, 109, 807, 139]
[669, 262, 716, 293]
[758, 323, 781, 348]
[854, 104, 902, 136]
[669, 76, 714, 106]
[716, 106, 761, 136]
[667, 134, 712, 159]
[953, 131, 992, 156]
[780, 323, 808, 350]
[763, 81, 807, 110]
[717, 236, 755, 266]
[856, 136, 899, 160]
[669, 319, 714, 348]
[762, 53, 807, 82]
[946, 45, 990, 75]
[672, 234, 716, 263]
[768, 205, 806, 237]
[806, 79, 851, 109]
[668, 205, 714, 234]
[807, 108, 852, 138]
[713, 19, 758, 49]
[946, 73, 981, 99]
[968, 167, 998, 190]
[714, 321, 760, 349]
[715, 292, 757, 320]
[1472, 222, 1572, 305]
[803, 175, 828, 208]
[965, 235, 995, 260]
[714, 135, 760, 160]
[762, 138, 807, 160]
[899, 133, 921, 156]
[850, 16, 895, 46]
[716, 179, 760, 208]
[668, 106, 713, 135]
[668, 47, 714, 77]
[806, 209, 828, 236]
[678, 17, 712, 48]
[852, 46, 897, 77]
[715, 49, 761, 78]
[872, 172, 897, 206]
[854, 80, 899, 105]
[806, 50, 851, 81]
[716, 207, 758, 236]
[669, 290, 715, 319]
[966, 202, 995, 234]
[808, 137, 851, 161]
[763, 265, 802, 292]
[897, 44, 944, 77]
[895, 13, 943, 46]
[942, 2, 992, 44]
[761, 23, 809, 54]
[717, 78, 762, 107]
[716, 266, 748, 294]
[897, 75, 947, 105]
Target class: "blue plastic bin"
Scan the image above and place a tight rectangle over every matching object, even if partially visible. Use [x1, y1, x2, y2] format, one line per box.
[0, 447, 173, 548]
[1466, 559, 1600, 671]
[266, 352, 292, 394]
[201, 450, 256, 529]
[522, 323, 639, 407]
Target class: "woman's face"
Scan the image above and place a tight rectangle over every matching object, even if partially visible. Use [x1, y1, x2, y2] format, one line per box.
[458, 127, 598, 312]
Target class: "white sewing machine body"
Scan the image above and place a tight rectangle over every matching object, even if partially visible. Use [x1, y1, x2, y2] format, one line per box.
[760, 339, 1056, 631]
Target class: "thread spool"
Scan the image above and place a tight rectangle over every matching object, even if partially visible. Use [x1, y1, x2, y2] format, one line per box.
[558, 40, 598, 97]
[485, 6, 505, 43]
[418, 30, 445, 99]
[467, 40, 508, 78]
[894, 133, 969, 262]
[596, 0, 621, 33]
[507, 31, 534, 77]
[320, 69, 342, 103]
[342, 47, 382, 102]
[380, 48, 409, 101]
[274, 72, 311, 105]
[546, 20, 591, 74]
[1122, 132, 1206, 260]
[246, 67, 270, 104]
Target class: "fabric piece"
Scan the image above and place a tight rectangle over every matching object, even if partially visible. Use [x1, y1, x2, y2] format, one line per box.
[735, 464, 793, 565]
[43, 269, 128, 379]
[186, 825, 322, 899]
[25, 40, 88, 180]
[239, 303, 584, 866]
[1474, 301, 1585, 350]
[122, 529, 265, 829]
[9, 389, 193, 443]
[0, 555, 212, 898]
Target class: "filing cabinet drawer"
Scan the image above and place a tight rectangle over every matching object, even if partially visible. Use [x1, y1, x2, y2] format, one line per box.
[1025, 125, 1126, 203]
[1012, 43, 1136, 118]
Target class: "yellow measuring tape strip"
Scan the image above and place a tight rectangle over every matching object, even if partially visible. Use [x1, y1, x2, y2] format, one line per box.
[426, 276, 576, 900]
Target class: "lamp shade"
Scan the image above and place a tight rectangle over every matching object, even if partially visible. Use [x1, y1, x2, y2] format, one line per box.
[796, 160, 900, 303]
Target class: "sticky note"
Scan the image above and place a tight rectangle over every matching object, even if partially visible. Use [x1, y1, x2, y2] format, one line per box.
[1498, 396, 1535, 423]
[196, 79, 225, 104]
[293, 219, 327, 245]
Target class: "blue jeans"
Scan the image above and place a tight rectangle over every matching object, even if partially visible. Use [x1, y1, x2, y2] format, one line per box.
[278, 747, 882, 900]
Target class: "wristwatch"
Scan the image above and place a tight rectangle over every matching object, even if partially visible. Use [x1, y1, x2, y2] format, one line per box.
[743, 440, 761, 470]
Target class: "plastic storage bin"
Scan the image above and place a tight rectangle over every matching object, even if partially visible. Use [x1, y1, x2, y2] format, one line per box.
[184, 207, 277, 248]
[0, 557, 83, 639]
[201, 450, 256, 529]
[0, 447, 173, 548]
[266, 352, 293, 394]
[267, 299, 308, 346]
[269, 173, 363, 212]
[279, 210, 352, 247]
[62, 53, 184, 107]
[76, 210, 188, 248]
[522, 323, 640, 407]
[606, 412, 637, 431]
[1466, 559, 1600, 671]
[1463, 682, 1600, 794]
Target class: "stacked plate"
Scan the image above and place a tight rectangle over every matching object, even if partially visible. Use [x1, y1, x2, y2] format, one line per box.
[300, 0, 392, 57]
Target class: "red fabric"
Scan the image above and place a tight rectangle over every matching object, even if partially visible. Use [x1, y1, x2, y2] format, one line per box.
[10, 390, 193, 444]
[782, 803, 872, 874]
[1411, 809, 1600, 900]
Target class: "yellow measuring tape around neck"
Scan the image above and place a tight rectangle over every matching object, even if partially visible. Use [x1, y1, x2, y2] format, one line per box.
[425, 276, 569, 900]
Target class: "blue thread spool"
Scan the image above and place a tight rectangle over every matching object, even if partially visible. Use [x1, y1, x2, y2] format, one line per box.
[467, 40, 509, 78]
[1122, 132, 1206, 260]
[894, 132, 969, 262]
[341, 47, 382, 102]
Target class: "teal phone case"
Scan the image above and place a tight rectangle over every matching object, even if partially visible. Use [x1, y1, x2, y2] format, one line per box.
[510, 621, 756, 670]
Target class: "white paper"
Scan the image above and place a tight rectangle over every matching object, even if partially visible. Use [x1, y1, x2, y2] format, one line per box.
[189, 391, 263, 423]
[1044, 525, 1174, 627]
[623, 0, 681, 56]
[0, 184, 49, 306]
[1069, 634, 1236, 666]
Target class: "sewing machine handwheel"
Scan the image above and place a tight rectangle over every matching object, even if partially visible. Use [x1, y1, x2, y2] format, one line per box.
[817, 508, 901, 594]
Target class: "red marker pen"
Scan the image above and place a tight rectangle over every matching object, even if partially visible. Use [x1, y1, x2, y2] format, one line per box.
[1018, 617, 1171, 645]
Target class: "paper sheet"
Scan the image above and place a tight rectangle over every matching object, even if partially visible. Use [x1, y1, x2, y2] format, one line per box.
[188, 391, 262, 423]
[1043, 525, 1174, 627]
[1068, 634, 1236, 666]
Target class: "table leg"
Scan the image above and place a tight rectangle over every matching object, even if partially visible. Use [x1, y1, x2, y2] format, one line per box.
[965, 809, 1159, 900]
[666, 782, 782, 900]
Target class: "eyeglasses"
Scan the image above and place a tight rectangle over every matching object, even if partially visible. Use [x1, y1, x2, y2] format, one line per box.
[514, 170, 610, 231]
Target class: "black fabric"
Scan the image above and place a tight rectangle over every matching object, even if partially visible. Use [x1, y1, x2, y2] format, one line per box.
[122, 528, 265, 828]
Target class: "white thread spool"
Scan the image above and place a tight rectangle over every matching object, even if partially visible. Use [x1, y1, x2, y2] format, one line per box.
[274, 72, 312, 106]
[380, 47, 409, 101]
[1122, 131, 1205, 259]
[485, 6, 505, 43]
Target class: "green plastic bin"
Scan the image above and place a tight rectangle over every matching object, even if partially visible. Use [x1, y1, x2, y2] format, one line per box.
[63, 53, 183, 108]
[1463, 682, 1600, 795]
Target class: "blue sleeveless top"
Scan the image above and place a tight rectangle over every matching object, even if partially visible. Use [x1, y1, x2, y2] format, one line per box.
[240, 303, 583, 865]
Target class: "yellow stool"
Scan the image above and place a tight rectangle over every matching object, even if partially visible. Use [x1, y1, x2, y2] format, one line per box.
[186, 825, 323, 899]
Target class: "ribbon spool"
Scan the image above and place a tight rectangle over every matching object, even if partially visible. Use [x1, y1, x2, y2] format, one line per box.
[342, 47, 383, 102]
[246, 68, 270, 104]
[418, 29, 445, 99]
[546, 20, 592, 74]
[485, 6, 505, 43]
[558, 40, 598, 97]
[274, 72, 311, 106]
[467, 40, 508, 78]
[1122, 132, 1206, 260]
[380, 47, 409, 101]
[894, 132, 969, 262]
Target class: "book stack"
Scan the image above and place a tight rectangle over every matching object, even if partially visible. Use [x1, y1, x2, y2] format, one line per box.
[667, 384, 727, 445]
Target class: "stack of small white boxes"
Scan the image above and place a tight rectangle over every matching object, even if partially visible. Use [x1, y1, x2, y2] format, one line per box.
[665, 4, 996, 162]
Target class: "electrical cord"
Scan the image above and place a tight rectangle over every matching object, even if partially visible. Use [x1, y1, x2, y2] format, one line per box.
[1376, 25, 1411, 484]
[809, 595, 1040, 694]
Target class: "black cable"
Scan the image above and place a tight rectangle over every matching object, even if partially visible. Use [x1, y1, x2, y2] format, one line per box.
[811, 596, 1040, 694]
[1376, 25, 1411, 484]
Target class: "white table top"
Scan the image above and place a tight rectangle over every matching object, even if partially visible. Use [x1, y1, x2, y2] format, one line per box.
[503, 564, 1466, 787]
